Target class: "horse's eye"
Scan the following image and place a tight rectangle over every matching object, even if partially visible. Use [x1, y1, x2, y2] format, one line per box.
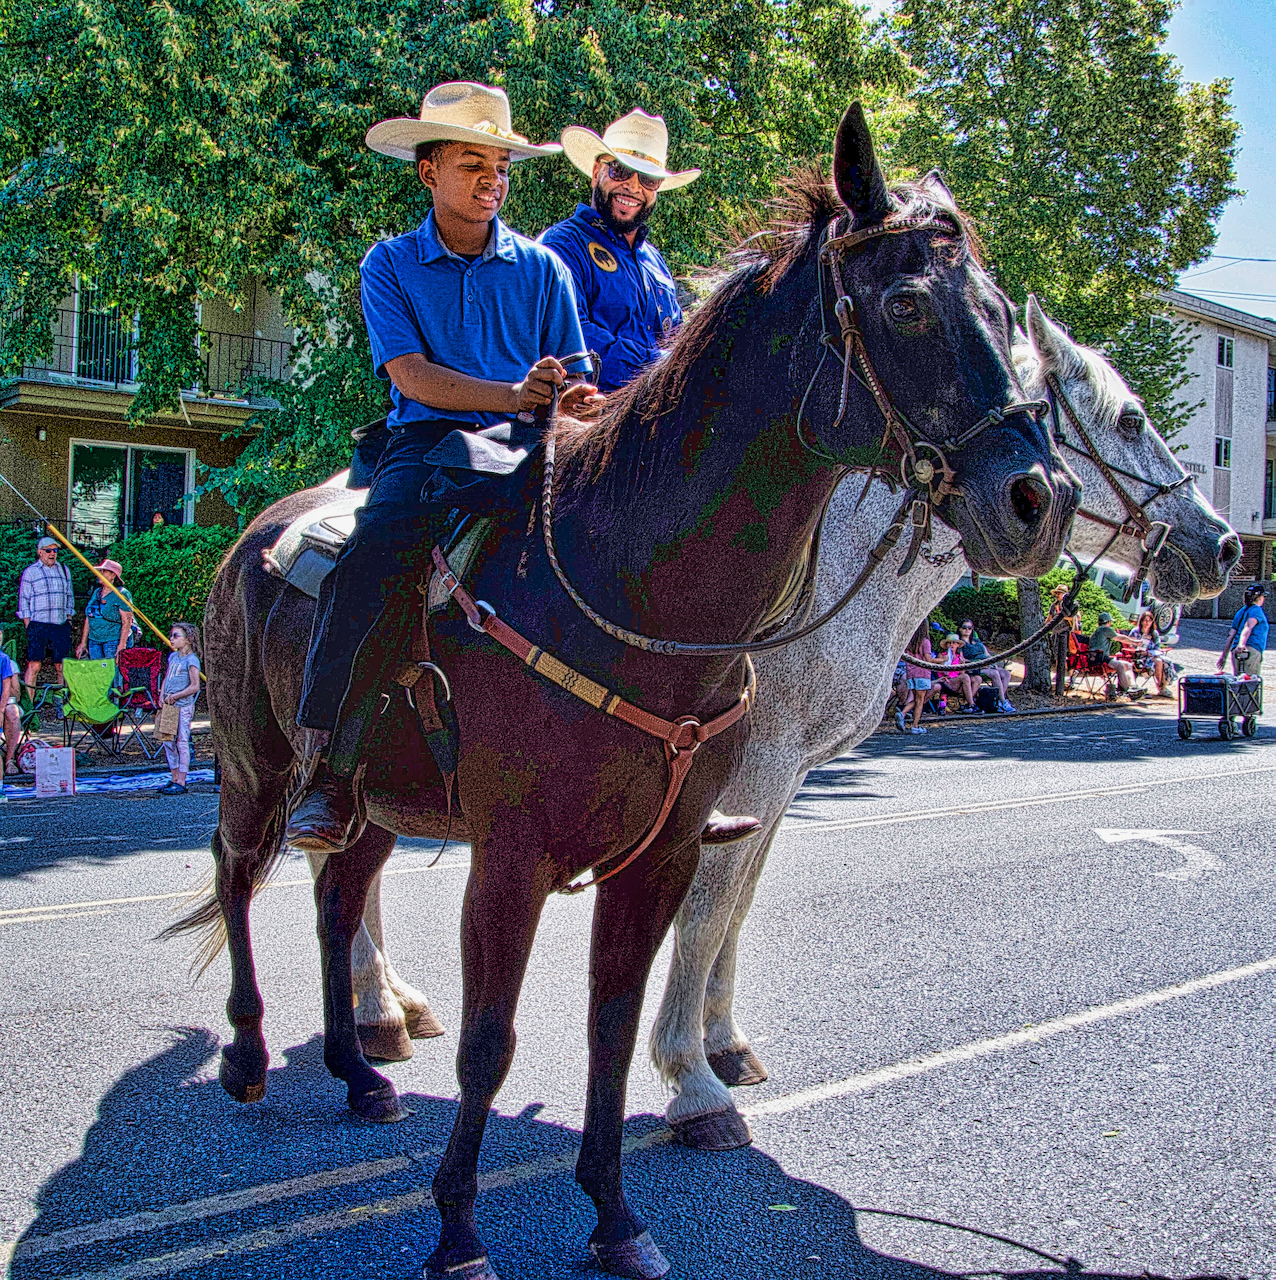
[888, 298, 918, 321]
[1118, 411, 1144, 433]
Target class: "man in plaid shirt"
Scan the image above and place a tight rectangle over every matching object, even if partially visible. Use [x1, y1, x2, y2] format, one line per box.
[18, 536, 75, 690]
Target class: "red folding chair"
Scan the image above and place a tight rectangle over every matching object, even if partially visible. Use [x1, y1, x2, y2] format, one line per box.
[114, 647, 164, 760]
[1066, 633, 1117, 700]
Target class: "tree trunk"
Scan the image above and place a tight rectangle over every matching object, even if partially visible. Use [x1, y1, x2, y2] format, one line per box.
[1016, 577, 1053, 693]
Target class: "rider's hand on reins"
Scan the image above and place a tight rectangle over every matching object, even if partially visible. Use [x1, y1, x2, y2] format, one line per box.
[511, 356, 568, 413]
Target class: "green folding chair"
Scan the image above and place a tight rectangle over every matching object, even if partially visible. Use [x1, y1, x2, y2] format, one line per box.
[60, 658, 124, 761]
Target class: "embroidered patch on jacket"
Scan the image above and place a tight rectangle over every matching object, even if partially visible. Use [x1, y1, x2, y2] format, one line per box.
[588, 242, 619, 272]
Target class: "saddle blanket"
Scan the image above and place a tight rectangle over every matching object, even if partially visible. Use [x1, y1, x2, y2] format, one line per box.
[262, 470, 489, 611]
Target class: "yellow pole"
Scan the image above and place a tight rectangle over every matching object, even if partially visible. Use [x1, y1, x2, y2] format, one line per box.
[43, 521, 173, 652]
[41, 522, 207, 683]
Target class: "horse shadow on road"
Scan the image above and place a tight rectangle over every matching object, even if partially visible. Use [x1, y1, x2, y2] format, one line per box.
[10, 1028, 1240, 1280]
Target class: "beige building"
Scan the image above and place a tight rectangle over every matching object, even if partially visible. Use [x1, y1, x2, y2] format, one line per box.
[0, 280, 290, 546]
[1162, 289, 1276, 588]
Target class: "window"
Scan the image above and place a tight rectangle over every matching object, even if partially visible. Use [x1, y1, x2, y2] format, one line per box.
[1268, 367, 1276, 422]
[68, 441, 192, 546]
[1215, 437, 1232, 468]
[1217, 335, 1234, 368]
[1267, 459, 1276, 521]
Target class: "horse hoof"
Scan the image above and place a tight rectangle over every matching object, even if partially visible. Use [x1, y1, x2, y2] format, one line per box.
[706, 1046, 769, 1087]
[358, 1022, 414, 1062]
[669, 1106, 752, 1151]
[406, 1007, 446, 1039]
[219, 1048, 266, 1104]
[424, 1256, 501, 1279]
[589, 1231, 671, 1279]
[349, 1083, 407, 1124]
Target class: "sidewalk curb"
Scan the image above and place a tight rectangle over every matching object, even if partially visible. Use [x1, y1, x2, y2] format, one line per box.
[874, 696, 1174, 736]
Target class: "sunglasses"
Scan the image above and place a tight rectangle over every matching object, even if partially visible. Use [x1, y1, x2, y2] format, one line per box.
[604, 159, 662, 192]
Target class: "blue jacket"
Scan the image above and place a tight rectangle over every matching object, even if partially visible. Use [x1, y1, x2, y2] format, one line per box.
[540, 204, 682, 392]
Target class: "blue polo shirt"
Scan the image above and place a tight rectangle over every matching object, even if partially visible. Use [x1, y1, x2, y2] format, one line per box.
[1230, 603, 1269, 652]
[360, 211, 587, 430]
[539, 204, 682, 392]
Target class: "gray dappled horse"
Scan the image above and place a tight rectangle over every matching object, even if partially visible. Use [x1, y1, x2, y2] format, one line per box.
[341, 299, 1239, 1157]
[172, 105, 1078, 1280]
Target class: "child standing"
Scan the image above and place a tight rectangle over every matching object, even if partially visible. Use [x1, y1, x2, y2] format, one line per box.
[158, 621, 201, 795]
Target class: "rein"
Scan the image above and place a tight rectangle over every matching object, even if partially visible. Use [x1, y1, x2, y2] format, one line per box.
[540, 210, 1047, 658]
[1046, 372, 1189, 603]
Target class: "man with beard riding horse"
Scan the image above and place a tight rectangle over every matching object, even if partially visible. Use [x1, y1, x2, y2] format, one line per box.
[539, 111, 761, 847]
[289, 82, 603, 853]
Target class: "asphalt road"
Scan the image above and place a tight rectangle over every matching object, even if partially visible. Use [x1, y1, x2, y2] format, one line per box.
[1, 682, 1273, 1278]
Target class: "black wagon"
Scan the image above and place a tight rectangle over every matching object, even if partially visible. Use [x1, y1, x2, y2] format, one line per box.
[1177, 674, 1262, 741]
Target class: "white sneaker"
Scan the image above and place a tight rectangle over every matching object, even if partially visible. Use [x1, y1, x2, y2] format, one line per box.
[910, 726, 927, 734]
[895, 709, 906, 732]
[999, 700, 1016, 713]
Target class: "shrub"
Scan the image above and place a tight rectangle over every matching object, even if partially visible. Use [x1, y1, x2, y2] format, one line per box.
[0, 525, 100, 663]
[104, 524, 240, 642]
[939, 578, 1020, 640]
[1038, 566, 1121, 636]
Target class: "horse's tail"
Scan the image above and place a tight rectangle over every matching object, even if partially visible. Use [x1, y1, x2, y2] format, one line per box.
[159, 780, 295, 977]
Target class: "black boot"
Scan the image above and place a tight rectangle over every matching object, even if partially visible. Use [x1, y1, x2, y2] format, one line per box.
[286, 761, 361, 854]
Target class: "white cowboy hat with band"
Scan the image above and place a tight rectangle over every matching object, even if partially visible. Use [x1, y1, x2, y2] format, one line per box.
[560, 109, 701, 191]
[366, 81, 562, 163]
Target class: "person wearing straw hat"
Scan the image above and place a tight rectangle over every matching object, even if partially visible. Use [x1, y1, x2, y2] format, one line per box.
[544, 114, 764, 846]
[540, 109, 699, 393]
[291, 81, 603, 853]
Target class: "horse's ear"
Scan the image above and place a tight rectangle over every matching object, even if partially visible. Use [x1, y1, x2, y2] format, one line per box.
[833, 102, 891, 228]
[1026, 294, 1085, 378]
[918, 168, 955, 205]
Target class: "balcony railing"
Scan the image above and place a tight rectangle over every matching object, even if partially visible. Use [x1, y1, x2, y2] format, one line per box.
[8, 306, 291, 399]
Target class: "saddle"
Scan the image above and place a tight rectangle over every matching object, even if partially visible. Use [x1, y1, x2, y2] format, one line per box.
[262, 471, 492, 610]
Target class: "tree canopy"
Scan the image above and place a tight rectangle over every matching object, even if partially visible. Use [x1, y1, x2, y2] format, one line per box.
[0, 0, 1240, 511]
[892, 0, 1240, 436]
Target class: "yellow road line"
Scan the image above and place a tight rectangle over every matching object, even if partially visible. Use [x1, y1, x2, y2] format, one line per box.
[0, 909, 112, 927]
[0, 861, 469, 922]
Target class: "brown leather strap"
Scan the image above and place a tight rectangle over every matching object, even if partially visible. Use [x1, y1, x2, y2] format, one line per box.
[430, 545, 754, 891]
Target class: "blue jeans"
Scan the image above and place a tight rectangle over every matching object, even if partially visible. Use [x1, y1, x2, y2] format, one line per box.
[85, 640, 117, 660]
[298, 421, 463, 732]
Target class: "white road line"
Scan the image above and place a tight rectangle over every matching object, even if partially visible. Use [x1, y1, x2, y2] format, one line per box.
[0, 861, 470, 921]
[744, 954, 1276, 1119]
[782, 761, 1276, 836]
[9, 1150, 443, 1261]
[6, 954, 1273, 1279]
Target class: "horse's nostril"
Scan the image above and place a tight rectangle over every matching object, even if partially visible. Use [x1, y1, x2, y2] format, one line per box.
[1010, 476, 1047, 527]
[1219, 534, 1242, 568]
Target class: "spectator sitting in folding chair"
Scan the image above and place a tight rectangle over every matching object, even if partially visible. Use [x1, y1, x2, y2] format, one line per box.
[1128, 610, 1172, 697]
[1, 647, 21, 776]
[1088, 611, 1142, 700]
[958, 619, 1015, 713]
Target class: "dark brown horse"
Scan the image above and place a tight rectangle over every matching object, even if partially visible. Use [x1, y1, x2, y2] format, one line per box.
[171, 105, 1079, 1279]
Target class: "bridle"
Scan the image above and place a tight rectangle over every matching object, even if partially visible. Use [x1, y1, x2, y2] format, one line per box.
[539, 209, 1051, 657]
[1045, 371, 1191, 603]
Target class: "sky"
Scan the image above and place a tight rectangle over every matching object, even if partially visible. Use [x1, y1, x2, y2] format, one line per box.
[1165, 0, 1276, 320]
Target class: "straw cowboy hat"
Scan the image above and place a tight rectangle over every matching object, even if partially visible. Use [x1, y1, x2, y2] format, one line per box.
[560, 109, 701, 191]
[366, 82, 562, 163]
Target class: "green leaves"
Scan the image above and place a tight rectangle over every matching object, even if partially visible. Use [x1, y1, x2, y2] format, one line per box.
[892, 0, 1240, 437]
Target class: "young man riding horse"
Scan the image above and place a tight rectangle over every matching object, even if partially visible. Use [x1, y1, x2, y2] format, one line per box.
[290, 82, 603, 852]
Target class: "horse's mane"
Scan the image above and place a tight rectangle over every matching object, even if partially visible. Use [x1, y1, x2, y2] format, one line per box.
[553, 164, 982, 498]
[1014, 331, 1134, 431]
